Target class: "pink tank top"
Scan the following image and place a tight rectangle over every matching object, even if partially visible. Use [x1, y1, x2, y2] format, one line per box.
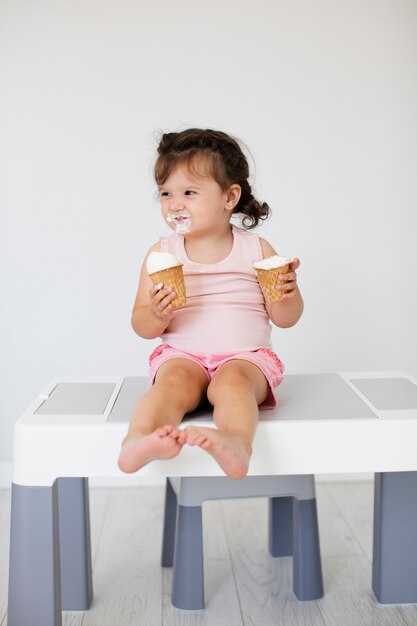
[160, 225, 272, 354]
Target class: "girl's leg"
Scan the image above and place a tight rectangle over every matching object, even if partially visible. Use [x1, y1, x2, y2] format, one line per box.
[118, 359, 209, 473]
[184, 360, 269, 479]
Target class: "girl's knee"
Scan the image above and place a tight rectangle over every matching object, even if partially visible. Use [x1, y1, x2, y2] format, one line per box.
[157, 365, 193, 386]
[207, 364, 253, 403]
[208, 360, 269, 406]
[156, 360, 204, 385]
[155, 361, 208, 403]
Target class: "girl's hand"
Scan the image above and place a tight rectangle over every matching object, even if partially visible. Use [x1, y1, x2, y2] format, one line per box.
[149, 284, 176, 323]
[276, 258, 300, 300]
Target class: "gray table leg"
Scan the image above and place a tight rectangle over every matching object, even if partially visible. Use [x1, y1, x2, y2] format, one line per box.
[269, 496, 293, 556]
[161, 478, 178, 567]
[58, 478, 93, 610]
[373, 471, 417, 603]
[172, 505, 204, 610]
[8, 482, 62, 626]
[292, 498, 324, 600]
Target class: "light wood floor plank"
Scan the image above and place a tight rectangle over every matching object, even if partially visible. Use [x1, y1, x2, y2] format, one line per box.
[318, 555, 407, 625]
[399, 604, 417, 626]
[221, 497, 325, 625]
[316, 484, 364, 557]
[325, 481, 374, 561]
[78, 487, 165, 626]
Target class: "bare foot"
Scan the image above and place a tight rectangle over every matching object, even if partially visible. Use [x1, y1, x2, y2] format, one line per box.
[118, 425, 184, 473]
[184, 426, 251, 480]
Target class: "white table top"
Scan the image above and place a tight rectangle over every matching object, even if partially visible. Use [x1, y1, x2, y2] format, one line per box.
[13, 371, 417, 486]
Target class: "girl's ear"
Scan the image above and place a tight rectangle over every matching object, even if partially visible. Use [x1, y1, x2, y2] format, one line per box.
[225, 184, 241, 211]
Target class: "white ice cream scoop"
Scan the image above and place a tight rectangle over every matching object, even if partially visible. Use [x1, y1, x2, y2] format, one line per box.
[146, 251, 182, 274]
[252, 255, 293, 270]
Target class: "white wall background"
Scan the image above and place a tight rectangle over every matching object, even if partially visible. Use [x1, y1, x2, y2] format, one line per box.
[1, 0, 416, 464]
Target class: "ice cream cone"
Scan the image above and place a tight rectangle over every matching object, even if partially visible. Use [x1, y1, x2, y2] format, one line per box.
[255, 264, 290, 302]
[149, 265, 186, 308]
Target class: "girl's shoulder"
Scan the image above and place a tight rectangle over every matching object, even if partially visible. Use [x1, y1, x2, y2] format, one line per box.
[144, 241, 161, 257]
[233, 227, 278, 261]
[144, 233, 182, 254]
[258, 237, 277, 258]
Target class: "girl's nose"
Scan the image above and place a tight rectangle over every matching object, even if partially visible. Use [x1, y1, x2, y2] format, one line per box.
[169, 200, 184, 212]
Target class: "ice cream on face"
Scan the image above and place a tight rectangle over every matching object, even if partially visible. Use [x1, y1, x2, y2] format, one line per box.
[167, 213, 192, 234]
[252, 255, 293, 270]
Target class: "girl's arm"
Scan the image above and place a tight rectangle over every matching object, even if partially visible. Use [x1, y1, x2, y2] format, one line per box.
[131, 243, 177, 339]
[259, 238, 304, 328]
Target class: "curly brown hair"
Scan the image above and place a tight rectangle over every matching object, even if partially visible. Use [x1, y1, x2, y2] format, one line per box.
[154, 128, 270, 229]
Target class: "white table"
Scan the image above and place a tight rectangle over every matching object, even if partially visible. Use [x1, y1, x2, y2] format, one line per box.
[7, 371, 417, 625]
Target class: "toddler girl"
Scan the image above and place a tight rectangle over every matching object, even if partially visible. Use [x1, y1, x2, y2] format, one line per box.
[118, 128, 303, 479]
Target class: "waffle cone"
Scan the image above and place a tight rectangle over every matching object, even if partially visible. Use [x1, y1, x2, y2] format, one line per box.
[255, 264, 290, 302]
[149, 265, 186, 308]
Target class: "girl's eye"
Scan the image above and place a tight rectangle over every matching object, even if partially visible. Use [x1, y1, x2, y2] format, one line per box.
[159, 191, 170, 198]
[185, 190, 196, 196]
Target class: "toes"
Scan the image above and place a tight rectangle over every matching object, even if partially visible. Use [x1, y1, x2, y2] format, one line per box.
[184, 427, 197, 444]
[155, 424, 174, 438]
[171, 428, 187, 445]
[184, 428, 208, 447]
[177, 430, 187, 445]
[190, 434, 206, 446]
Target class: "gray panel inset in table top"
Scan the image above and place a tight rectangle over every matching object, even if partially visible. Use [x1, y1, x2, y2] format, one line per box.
[109, 374, 378, 423]
[108, 377, 215, 422]
[350, 378, 417, 410]
[36, 383, 116, 415]
[108, 377, 150, 422]
[260, 373, 377, 421]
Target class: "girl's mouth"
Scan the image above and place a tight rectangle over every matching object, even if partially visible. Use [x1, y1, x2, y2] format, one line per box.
[167, 213, 190, 222]
[167, 213, 192, 233]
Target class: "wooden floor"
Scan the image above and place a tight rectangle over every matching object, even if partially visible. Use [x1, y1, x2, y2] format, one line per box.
[1, 481, 417, 625]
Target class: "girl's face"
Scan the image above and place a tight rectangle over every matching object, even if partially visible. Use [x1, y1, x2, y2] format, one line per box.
[158, 163, 239, 236]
